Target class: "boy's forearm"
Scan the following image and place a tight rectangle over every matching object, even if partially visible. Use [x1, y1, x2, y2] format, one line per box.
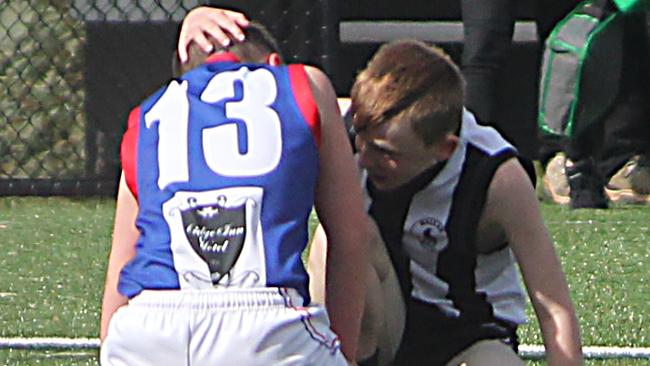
[325, 237, 367, 362]
[531, 278, 583, 366]
[539, 309, 583, 366]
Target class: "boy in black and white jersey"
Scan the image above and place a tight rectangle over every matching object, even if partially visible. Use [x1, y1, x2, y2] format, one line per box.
[312, 39, 583, 366]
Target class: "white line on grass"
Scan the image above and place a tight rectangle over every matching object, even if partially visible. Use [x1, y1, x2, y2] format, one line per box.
[1, 337, 649, 359]
[0, 337, 99, 349]
[519, 345, 650, 360]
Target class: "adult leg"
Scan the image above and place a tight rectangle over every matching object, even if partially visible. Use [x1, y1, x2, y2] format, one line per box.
[597, 13, 650, 179]
[537, 0, 619, 208]
[461, 0, 516, 124]
[601, 13, 650, 202]
[565, 120, 609, 208]
[566, 13, 650, 208]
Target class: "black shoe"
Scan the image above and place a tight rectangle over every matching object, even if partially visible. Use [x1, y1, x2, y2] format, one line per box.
[566, 159, 609, 209]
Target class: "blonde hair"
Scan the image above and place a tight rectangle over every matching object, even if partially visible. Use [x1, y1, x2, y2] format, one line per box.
[351, 40, 465, 145]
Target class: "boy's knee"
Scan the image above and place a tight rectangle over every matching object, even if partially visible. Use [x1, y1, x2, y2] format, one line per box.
[446, 339, 524, 366]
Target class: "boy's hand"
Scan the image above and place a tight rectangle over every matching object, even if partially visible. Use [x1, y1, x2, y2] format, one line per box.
[178, 7, 249, 63]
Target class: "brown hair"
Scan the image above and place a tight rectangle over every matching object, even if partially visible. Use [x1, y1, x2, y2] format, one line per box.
[350, 40, 465, 145]
[173, 21, 281, 77]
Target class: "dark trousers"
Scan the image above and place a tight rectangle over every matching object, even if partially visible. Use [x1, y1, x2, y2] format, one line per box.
[461, 0, 650, 178]
[461, 0, 580, 124]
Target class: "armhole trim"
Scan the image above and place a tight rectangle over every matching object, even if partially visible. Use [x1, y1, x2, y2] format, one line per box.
[121, 106, 140, 199]
[288, 64, 321, 147]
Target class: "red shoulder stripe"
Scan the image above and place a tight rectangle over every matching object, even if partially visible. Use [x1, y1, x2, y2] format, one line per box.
[121, 106, 140, 199]
[288, 64, 321, 147]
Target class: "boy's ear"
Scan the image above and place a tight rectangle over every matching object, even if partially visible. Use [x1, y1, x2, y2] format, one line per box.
[435, 134, 459, 161]
[266, 52, 281, 66]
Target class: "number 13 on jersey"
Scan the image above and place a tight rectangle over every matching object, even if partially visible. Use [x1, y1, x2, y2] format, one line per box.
[144, 67, 283, 189]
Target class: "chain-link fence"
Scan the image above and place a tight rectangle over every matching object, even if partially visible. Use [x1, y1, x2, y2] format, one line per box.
[0, 0, 338, 196]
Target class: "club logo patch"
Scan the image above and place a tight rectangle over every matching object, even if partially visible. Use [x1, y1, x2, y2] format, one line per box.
[409, 217, 447, 252]
[180, 196, 246, 285]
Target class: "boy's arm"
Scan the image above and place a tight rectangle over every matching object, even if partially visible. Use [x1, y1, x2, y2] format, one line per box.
[100, 174, 139, 342]
[490, 158, 583, 366]
[306, 65, 368, 362]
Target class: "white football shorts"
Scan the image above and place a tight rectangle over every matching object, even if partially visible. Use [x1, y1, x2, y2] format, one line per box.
[100, 287, 347, 365]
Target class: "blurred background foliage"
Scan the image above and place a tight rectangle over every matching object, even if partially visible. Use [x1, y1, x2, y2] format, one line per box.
[0, 1, 86, 179]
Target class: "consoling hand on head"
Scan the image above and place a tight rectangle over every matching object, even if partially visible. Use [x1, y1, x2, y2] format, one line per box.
[177, 7, 249, 63]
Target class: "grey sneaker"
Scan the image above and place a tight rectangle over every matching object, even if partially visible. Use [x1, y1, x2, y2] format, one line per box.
[542, 153, 571, 205]
[630, 155, 650, 194]
[606, 155, 650, 204]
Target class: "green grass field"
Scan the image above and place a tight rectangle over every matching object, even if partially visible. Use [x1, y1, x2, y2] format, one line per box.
[0, 197, 648, 365]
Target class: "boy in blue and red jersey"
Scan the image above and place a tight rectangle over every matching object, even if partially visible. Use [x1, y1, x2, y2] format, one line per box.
[100, 17, 366, 366]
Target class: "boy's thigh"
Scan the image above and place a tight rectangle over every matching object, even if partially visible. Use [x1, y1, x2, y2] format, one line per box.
[100, 305, 190, 366]
[191, 302, 348, 365]
[102, 290, 348, 366]
[445, 339, 524, 366]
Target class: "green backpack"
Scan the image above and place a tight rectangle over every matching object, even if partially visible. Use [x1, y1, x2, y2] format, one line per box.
[537, 0, 626, 137]
[613, 0, 650, 12]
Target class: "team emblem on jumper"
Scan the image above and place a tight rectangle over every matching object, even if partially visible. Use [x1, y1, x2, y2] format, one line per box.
[409, 217, 448, 252]
[180, 195, 246, 285]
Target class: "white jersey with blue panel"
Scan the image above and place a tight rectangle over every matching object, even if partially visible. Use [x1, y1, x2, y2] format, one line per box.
[119, 53, 321, 305]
